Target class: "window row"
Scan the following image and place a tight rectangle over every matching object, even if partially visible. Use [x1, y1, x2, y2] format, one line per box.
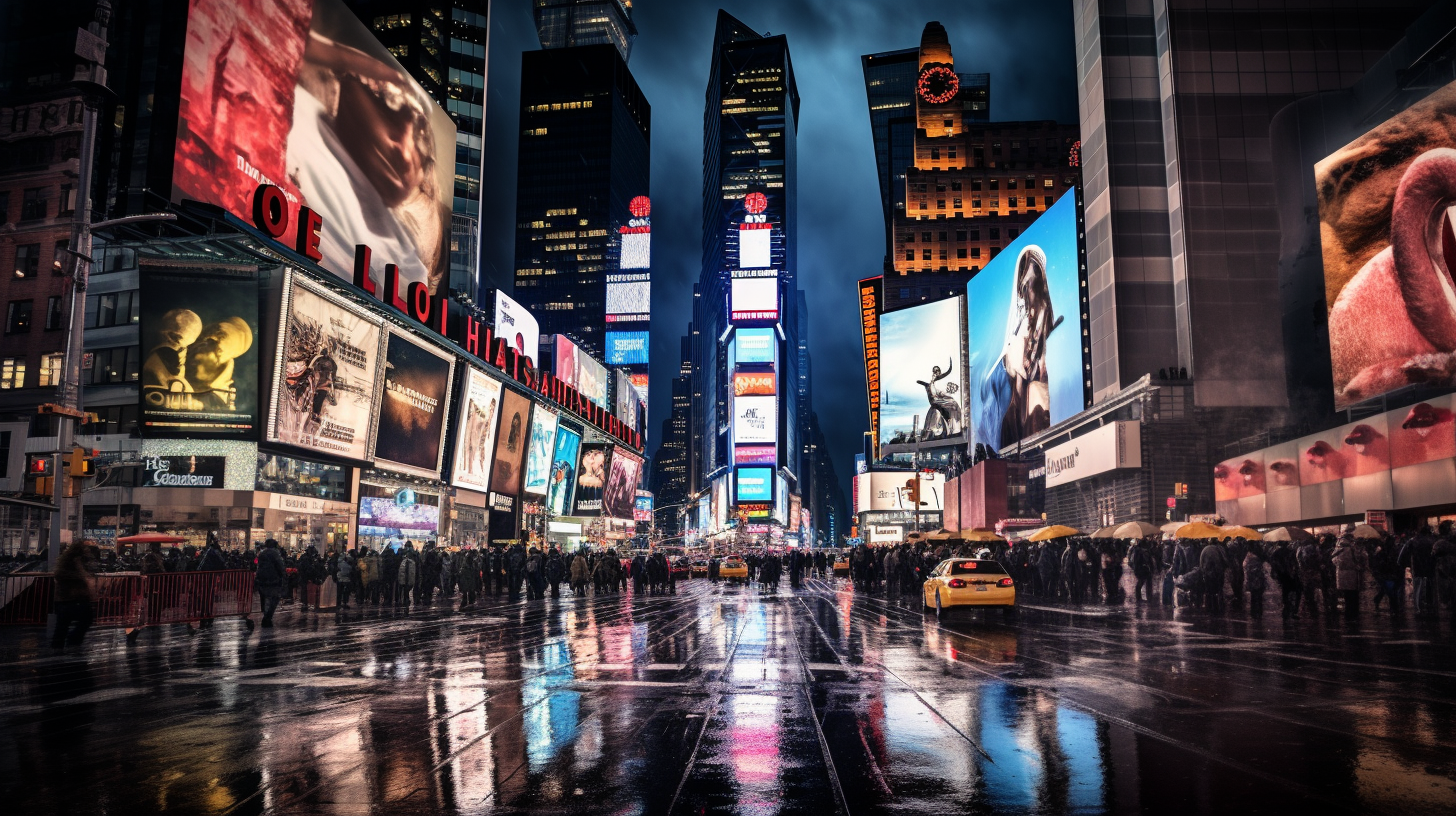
[0, 353, 64, 389]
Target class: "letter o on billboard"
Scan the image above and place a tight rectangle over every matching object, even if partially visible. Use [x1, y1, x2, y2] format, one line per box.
[252, 184, 289, 239]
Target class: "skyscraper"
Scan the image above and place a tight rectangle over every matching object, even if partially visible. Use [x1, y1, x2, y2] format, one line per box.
[533, 0, 636, 59]
[649, 335, 692, 538]
[346, 0, 491, 298]
[511, 0, 649, 364]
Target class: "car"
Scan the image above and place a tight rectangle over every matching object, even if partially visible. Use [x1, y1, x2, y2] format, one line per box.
[671, 557, 692, 581]
[833, 554, 850, 575]
[691, 559, 709, 576]
[922, 558, 1015, 618]
[719, 556, 749, 582]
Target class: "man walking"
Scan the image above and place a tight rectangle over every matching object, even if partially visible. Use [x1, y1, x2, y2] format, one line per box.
[255, 539, 287, 628]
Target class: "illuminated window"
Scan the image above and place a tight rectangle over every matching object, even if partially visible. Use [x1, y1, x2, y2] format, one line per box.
[38, 352, 62, 387]
[971, 248, 980, 259]
[953, 198, 962, 209]
[922, 249, 932, 261]
[1, 358, 23, 389]
[1044, 178, 1054, 188]
[972, 199, 981, 208]
[936, 200, 945, 209]
[905, 251, 914, 261]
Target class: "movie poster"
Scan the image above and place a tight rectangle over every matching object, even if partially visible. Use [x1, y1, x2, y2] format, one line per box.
[173, 0, 455, 294]
[490, 390, 532, 497]
[548, 424, 582, 516]
[554, 336, 581, 391]
[523, 408, 558, 497]
[603, 447, 643, 520]
[451, 367, 503, 492]
[966, 193, 1084, 450]
[494, 291, 540, 369]
[139, 264, 260, 437]
[574, 443, 611, 515]
[878, 296, 966, 447]
[269, 275, 383, 460]
[373, 331, 454, 478]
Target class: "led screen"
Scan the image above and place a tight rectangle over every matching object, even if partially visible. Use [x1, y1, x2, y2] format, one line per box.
[495, 291, 540, 369]
[489, 390, 531, 497]
[1316, 81, 1456, 408]
[373, 330, 454, 478]
[731, 278, 778, 321]
[734, 328, 776, 364]
[554, 336, 580, 391]
[614, 373, 640, 431]
[733, 396, 777, 444]
[603, 448, 643, 520]
[606, 331, 649, 366]
[734, 372, 776, 397]
[634, 492, 654, 522]
[574, 444, 610, 515]
[269, 275, 383, 461]
[736, 467, 773, 502]
[577, 353, 608, 407]
[523, 408, 558, 497]
[139, 264, 260, 437]
[629, 373, 649, 406]
[173, 0, 455, 293]
[966, 193, 1084, 449]
[450, 367, 503, 491]
[620, 232, 651, 270]
[547, 424, 582, 516]
[735, 444, 776, 466]
[878, 297, 966, 447]
[606, 280, 651, 315]
[358, 495, 439, 536]
[739, 226, 771, 269]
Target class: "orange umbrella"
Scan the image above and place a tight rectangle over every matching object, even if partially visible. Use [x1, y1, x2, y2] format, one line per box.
[1174, 521, 1226, 539]
[1222, 526, 1262, 540]
[1028, 525, 1082, 541]
[959, 529, 1006, 542]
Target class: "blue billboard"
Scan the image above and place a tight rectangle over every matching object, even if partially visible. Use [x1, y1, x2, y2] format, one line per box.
[605, 331, 649, 366]
[967, 193, 1084, 449]
[734, 328, 775, 364]
[735, 466, 774, 502]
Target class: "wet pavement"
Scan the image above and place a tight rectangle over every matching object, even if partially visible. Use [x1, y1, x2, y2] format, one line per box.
[2, 577, 1454, 815]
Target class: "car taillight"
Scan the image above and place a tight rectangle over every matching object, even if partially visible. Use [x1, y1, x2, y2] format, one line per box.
[948, 579, 967, 588]
[998, 577, 1014, 587]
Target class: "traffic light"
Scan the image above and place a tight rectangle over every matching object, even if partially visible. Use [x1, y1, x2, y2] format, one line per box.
[62, 447, 95, 478]
[27, 455, 52, 477]
[904, 478, 923, 506]
[34, 476, 53, 498]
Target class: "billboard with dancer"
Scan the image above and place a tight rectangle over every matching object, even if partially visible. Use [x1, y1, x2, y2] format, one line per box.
[450, 367, 503, 492]
[878, 296, 967, 447]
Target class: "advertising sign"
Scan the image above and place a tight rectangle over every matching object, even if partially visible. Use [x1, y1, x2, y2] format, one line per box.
[733, 396, 777, 445]
[373, 330, 454, 478]
[1316, 80, 1456, 408]
[577, 353, 608, 408]
[733, 371, 776, 397]
[450, 367, 504, 492]
[878, 296, 966, 447]
[739, 225, 771, 269]
[735, 328, 775, 364]
[490, 389, 532, 497]
[270, 275, 383, 460]
[735, 444, 776, 466]
[173, 0, 456, 293]
[494, 291, 541, 368]
[141, 455, 226, 488]
[523, 408, 558, 497]
[606, 331, 649, 366]
[574, 444, 610, 515]
[606, 274, 651, 315]
[554, 336, 581, 391]
[731, 278, 778, 322]
[868, 525, 903, 544]
[789, 494, 802, 533]
[603, 447, 643, 520]
[736, 467, 774, 502]
[853, 472, 945, 513]
[859, 276, 882, 455]
[358, 492, 439, 536]
[967, 193, 1084, 449]
[139, 265, 259, 437]
[634, 491, 654, 522]
[614, 373, 640, 431]
[1043, 421, 1141, 488]
[547, 424, 582, 516]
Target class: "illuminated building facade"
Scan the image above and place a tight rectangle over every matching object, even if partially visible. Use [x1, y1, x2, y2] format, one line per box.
[534, 0, 636, 60]
[648, 336, 691, 538]
[511, 5, 650, 362]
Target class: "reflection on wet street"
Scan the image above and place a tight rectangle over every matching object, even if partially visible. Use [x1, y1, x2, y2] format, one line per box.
[2, 578, 1454, 814]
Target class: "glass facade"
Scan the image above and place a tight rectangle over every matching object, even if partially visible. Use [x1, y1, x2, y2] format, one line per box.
[533, 0, 636, 61]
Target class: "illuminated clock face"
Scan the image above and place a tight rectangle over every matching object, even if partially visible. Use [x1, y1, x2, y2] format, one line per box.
[917, 66, 959, 104]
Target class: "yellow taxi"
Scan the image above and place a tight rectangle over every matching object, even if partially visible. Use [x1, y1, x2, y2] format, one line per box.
[691, 559, 709, 577]
[923, 558, 1015, 618]
[719, 555, 749, 582]
[832, 553, 850, 575]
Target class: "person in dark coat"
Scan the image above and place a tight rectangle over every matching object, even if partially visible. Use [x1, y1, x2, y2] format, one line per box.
[525, 547, 545, 600]
[297, 545, 326, 611]
[1267, 539, 1302, 619]
[457, 549, 481, 609]
[1225, 537, 1248, 604]
[1129, 540, 1155, 603]
[1244, 543, 1267, 617]
[51, 541, 97, 647]
[420, 545, 443, 606]
[1037, 544, 1058, 599]
[255, 539, 287, 627]
[1200, 540, 1228, 613]
[546, 548, 565, 597]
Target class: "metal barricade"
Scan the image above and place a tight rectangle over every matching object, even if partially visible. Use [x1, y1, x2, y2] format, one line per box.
[141, 570, 255, 626]
[0, 570, 255, 630]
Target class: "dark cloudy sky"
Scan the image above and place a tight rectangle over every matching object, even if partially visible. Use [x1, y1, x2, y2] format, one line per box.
[481, 0, 1079, 494]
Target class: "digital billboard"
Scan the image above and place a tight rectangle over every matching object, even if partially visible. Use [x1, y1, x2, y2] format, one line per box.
[739, 226, 771, 269]
[547, 424, 582, 516]
[494, 291, 540, 368]
[523, 408, 558, 497]
[859, 277, 882, 456]
[731, 278, 778, 322]
[450, 367, 503, 492]
[634, 492, 654, 522]
[173, 0, 455, 294]
[574, 444, 610, 515]
[967, 193, 1083, 449]
[554, 335, 581, 391]
[620, 232, 651, 270]
[733, 372, 776, 397]
[878, 296, 966, 447]
[1316, 81, 1456, 408]
[139, 264, 259, 437]
[735, 445, 776, 466]
[606, 331, 649, 366]
[269, 274, 383, 461]
[359, 490, 439, 536]
[614, 373, 641, 431]
[629, 373, 649, 406]
[735, 328, 776, 364]
[733, 396, 777, 445]
[605, 275, 651, 316]
[603, 448, 643, 520]
[737, 467, 773, 503]
[852, 472, 945, 513]
[578, 352, 608, 408]
[490, 390, 532, 497]
[373, 330, 454, 478]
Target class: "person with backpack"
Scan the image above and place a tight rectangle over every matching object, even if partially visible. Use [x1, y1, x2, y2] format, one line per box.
[1244, 543, 1268, 618]
[1129, 540, 1154, 603]
[456, 549, 481, 610]
[545, 547, 565, 597]
[1267, 539, 1302, 619]
[396, 545, 419, 608]
[255, 539, 287, 628]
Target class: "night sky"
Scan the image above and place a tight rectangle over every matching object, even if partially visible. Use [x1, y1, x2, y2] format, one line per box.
[481, 0, 1079, 494]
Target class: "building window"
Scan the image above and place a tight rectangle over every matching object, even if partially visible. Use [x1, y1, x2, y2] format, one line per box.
[85, 290, 139, 328]
[38, 352, 62, 387]
[918, 201, 926, 210]
[6, 300, 33, 334]
[1, 358, 24, 389]
[971, 247, 981, 259]
[13, 244, 40, 279]
[938, 231, 948, 241]
[989, 180, 999, 191]
[936, 200, 945, 209]
[922, 249, 932, 261]
[904, 233, 915, 243]
[951, 181, 962, 191]
[1009, 228, 1019, 240]
[957, 248, 968, 259]
[971, 180, 982, 192]
[45, 296, 63, 330]
[1044, 178, 1054, 188]
[1009, 196, 1018, 208]
[930, 148, 940, 160]
[1008, 179, 1018, 189]
[905, 250, 915, 261]
[970, 230, 980, 241]
[0, 191, 8, 225]
[58, 185, 75, 215]
[921, 232, 932, 242]
[20, 188, 44, 220]
[972, 199, 981, 209]
[86, 346, 138, 385]
[990, 228, 1001, 241]
[1044, 196, 1054, 206]
[939, 250, 948, 260]
[955, 230, 967, 241]
[953, 198, 962, 209]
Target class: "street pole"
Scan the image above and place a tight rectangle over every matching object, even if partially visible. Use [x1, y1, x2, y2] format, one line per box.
[50, 0, 111, 565]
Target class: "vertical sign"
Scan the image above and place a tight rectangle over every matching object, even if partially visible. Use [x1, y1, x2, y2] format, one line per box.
[859, 276, 882, 460]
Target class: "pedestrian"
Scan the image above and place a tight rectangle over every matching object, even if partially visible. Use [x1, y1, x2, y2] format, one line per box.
[397, 547, 418, 608]
[1129, 540, 1154, 603]
[255, 539, 287, 628]
[335, 548, 356, 610]
[297, 545, 325, 611]
[1200, 539, 1228, 613]
[359, 547, 379, 604]
[546, 547, 565, 597]
[572, 548, 591, 595]
[1244, 543, 1267, 618]
[51, 541, 97, 648]
[1296, 538, 1324, 616]
[457, 548, 481, 610]
[1332, 536, 1368, 619]
[421, 544, 442, 606]
[1371, 537, 1403, 614]
[1268, 539, 1302, 619]
[525, 547, 545, 600]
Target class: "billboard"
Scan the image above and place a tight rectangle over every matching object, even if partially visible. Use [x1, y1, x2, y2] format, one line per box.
[614, 373, 641, 431]
[358, 492, 439, 536]
[620, 232, 651, 270]
[1317, 80, 1456, 408]
[731, 278, 778, 322]
[554, 335, 581, 391]
[373, 330, 454, 478]
[736, 467, 774, 502]
[733, 396, 777, 445]
[735, 444, 776, 466]
[878, 296, 966, 447]
[173, 0, 455, 293]
[578, 352, 608, 407]
[603, 448, 643, 520]
[733, 372, 776, 397]
[967, 193, 1084, 449]
[490, 389, 532, 497]
[574, 444, 610, 515]
[634, 492, 654, 522]
[853, 472, 945, 514]
[494, 291, 541, 368]
[1043, 421, 1141, 488]
[450, 367, 503, 492]
[859, 277, 882, 455]
[523, 408, 558, 497]
[735, 328, 775, 364]
[269, 275, 383, 460]
[739, 226, 771, 269]
[139, 264, 259, 437]
[606, 331, 649, 366]
[605, 275, 651, 315]
[547, 424, 582, 516]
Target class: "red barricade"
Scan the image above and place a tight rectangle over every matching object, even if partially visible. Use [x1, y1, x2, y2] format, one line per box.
[0, 570, 255, 628]
[142, 570, 255, 625]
